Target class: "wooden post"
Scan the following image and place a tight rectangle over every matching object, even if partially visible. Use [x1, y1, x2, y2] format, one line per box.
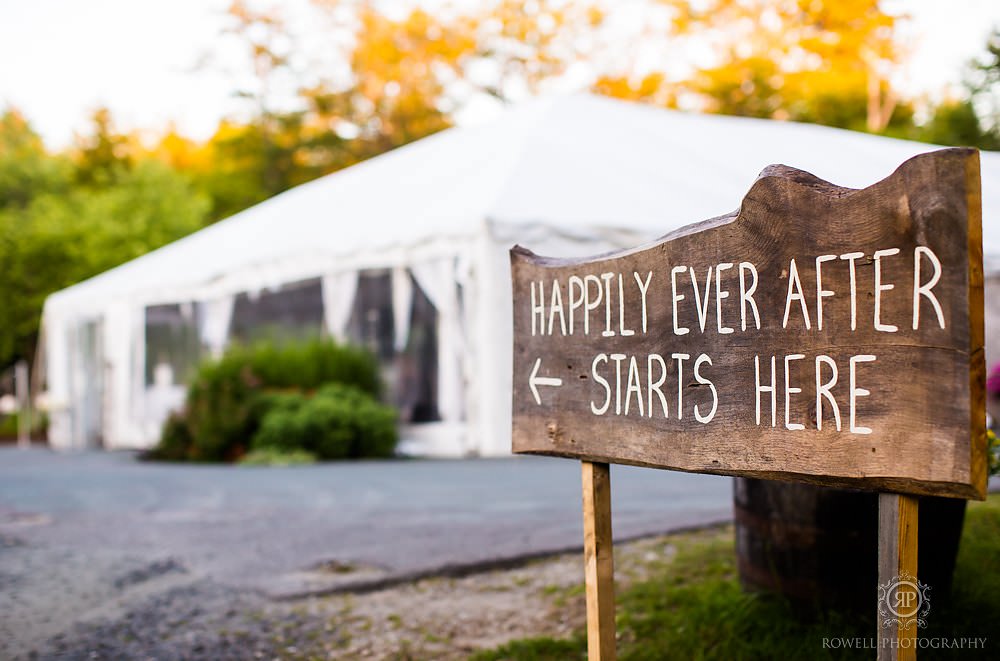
[15, 360, 29, 449]
[582, 460, 615, 661]
[878, 493, 919, 661]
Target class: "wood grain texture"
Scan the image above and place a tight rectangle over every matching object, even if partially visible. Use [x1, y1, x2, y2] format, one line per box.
[511, 148, 986, 499]
[878, 494, 919, 661]
[582, 461, 616, 661]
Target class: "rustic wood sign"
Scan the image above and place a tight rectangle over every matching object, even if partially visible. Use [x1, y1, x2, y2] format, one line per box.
[511, 148, 986, 501]
[512, 148, 986, 660]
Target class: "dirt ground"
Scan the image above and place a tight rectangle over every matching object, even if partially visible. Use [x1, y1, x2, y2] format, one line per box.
[254, 531, 703, 660]
[30, 530, 714, 660]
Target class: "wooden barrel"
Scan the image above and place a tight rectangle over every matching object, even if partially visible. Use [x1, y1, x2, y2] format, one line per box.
[734, 478, 966, 610]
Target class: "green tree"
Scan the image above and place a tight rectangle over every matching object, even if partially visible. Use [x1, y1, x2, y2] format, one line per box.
[918, 99, 999, 150]
[968, 27, 1000, 147]
[73, 107, 135, 186]
[0, 153, 209, 368]
[0, 108, 72, 210]
[912, 27, 1000, 150]
[213, 1, 314, 206]
[973, 28, 1000, 110]
[194, 115, 316, 221]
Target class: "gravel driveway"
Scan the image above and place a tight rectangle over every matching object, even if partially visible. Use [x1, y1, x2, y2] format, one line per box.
[0, 447, 732, 659]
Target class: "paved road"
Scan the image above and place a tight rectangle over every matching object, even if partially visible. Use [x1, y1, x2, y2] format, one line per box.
[0, 447, 732, 656]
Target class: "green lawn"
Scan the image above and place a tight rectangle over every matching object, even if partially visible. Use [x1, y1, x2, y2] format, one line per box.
[473, 495, 1000, 660]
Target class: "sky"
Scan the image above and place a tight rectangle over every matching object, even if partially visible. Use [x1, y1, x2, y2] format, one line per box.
[0, 0, 998, 148]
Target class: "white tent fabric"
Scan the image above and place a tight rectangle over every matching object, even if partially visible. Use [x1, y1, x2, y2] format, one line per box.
[391, 267, 413, 352]
[410, 257, 464, 427]
[40, 93, 1000, 455]
[198, 295, 235, 359]
[321, 270, 359, 343]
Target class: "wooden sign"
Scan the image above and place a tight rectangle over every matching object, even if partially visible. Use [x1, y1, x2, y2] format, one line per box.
[511, 148, 987, 500]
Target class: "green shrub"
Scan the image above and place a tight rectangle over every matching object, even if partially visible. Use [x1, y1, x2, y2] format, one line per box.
[250, 383, 398, 460]
[238, 339, 381, 397]
[146, 412, 193, 461]
[250, 394, 309, 453]
[181, 356, 260, 461]
[150, 338, 387, 462]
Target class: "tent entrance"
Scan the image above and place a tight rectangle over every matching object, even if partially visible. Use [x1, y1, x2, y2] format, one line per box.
[70, 319, 104, 448]
[347, 270, 440, 424]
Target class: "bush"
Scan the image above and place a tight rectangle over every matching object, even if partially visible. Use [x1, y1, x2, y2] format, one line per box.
[235, 340, 381, 396]
[249, 394, 307, 453]
[150, 338, 389, 462]
[251, 383, 398, 460]
[180, 357, 261, 461]
[146, 412, 193, 461]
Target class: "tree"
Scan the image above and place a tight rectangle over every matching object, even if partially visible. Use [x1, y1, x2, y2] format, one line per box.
[594, 0, 908, 133]
[461, 0, 604, 103]
[300, 4, 466, 163]
[973, 28, 1000, 100]
[0, 108, 72, 210]
[592, 72, 678, 107]
[196, 114, 323, 221]
[969, 27, 1000, 144]
[73, 107, 135, 186]
[910, 27, 1000, 150]
[346, 6, 463, 151]
[0, 112, 210, 369]
[303, 1, 606, 157]
[215, 1, 312, 203]
[197, 0, 608, 207]
[918, 99, 999, 150]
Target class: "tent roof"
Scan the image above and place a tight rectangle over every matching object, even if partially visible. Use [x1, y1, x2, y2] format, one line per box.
[46, 93, 1000, 315]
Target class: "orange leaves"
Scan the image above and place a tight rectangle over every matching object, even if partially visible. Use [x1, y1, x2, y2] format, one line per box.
[592, 73, 677, 107]
[473, 0, 605, 95]
[350, 5, 472, 104]
[597, 0, 909, 130]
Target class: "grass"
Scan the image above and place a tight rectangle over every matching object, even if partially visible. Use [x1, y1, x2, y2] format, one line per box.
[0, 411, 47, 438]
[237, 447, 317, 466]
[473, 495, 1000, 661]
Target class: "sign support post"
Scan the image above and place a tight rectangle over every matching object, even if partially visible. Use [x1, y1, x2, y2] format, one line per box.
[878, 494, 920, 661]
[15, 360, 29, 449]
[581, 460, 616, 661]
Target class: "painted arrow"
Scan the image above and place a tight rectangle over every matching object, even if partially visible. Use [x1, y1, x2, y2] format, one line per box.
[529, 357, 563, 405]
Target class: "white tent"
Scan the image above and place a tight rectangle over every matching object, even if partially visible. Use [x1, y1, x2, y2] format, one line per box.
[41, 94, 1000, 456]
